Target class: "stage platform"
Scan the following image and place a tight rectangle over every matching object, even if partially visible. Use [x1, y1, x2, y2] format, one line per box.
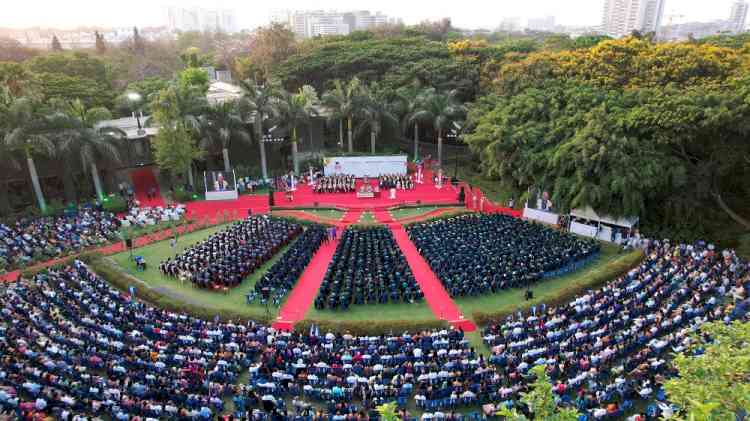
[272, 175, 460, 210]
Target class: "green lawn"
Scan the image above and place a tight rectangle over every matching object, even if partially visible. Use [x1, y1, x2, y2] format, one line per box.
[306, 300, 436, 322]
[359, 211, 377, 224]
[110, 224, 294, 320]
[454, 244, 640, 319]
[106, 224, 640, 330]
[390, 206, 438, 220]
[305, 208, 345, 220]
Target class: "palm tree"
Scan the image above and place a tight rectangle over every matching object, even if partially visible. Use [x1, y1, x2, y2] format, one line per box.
[394, 81, 428, 161]
[407, 89, 467, 167]
[238, 79, 282, 180]
[356, 84, 399, 155]
[53, 99, 123, 202]
[199, 100, 252, 172]
[322, 78, 363, 153]
[0, 95, 55, 212]
[276, 90, 318, 174]
[150, 83, 207, 187]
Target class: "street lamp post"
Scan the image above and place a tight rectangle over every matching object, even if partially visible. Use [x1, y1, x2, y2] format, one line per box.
[126, 92, 146, 136]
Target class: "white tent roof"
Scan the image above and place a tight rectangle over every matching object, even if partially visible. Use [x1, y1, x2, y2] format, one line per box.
[570, 206, 639, 229]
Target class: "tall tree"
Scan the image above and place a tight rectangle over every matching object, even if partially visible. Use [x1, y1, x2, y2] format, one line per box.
[151, 83, 207, 186]
[276, 90, 317, 174]
[55, 99, 122, 201]
[246, 23, 297, 82]
[394, 80, 428, 160]
[132, 27, 145, 55]
[357, 83, 399, 154]
[0, 95, 55, 212]
[199, 100, 252, 172]
[408, 88, 466, 167]
[94, 31, 107, 54]
[51, 35, 63, 51]
[238, 79, 282, 179]
[321, 78, 364, 153]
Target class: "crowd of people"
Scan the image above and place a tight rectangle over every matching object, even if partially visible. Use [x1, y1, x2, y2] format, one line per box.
[378, 175, 414, 191]
[252, 225, 329, 305]
[0, 235, 746, 420]
[315, 227, 423, 310]
[159, 216, 302, 289]
[120, 204, 186, 228]
[0, 261, 262, 420]
[0, 208, 120, 269]
[407, 214, 600, 297]
[313, 175, 356, 194]
[481, 239, 748, 419]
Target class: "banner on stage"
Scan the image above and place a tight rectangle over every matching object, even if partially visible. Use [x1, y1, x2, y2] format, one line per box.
[323, 155, 407, 177]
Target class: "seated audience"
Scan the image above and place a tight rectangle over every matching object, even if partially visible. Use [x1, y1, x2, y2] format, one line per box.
[254, 224, 328, 303]
[315, 227, 423, 310]
[159, 216, 301, 289]
[407, 214, 599, 297]
[379, 174, 414, 190]
[0, 208, 119, 268]
[314, 175, 356, 194]
[121, 203, 185, 228]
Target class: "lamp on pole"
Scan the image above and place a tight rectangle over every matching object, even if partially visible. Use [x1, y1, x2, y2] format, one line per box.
[126, 92, 146, 136]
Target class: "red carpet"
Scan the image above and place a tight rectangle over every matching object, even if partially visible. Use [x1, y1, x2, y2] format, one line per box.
[272, 209, 361, 330]
[183, 194, 269, 222]
[272, 239, 339, 330]
[130, 167, 165, 207]
[373, 210, 477, 332]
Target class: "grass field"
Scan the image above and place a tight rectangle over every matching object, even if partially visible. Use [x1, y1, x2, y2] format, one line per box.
[304, 208, 345, 220]
[110, 224, 293, 320]
[108, 223, 640, 328]
[390, 206, 438, 220]
[453, 243, 638, 318]
[359, 212, 376, 224]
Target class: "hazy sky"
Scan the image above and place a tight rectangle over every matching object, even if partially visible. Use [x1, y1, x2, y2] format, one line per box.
[2, 0, 738, 30]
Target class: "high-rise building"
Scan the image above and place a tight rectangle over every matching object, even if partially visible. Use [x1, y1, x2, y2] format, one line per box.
[601, 0, 666, 38]
[526, 16, 556, 32]
[729, 1, 749, 33]
[272, 10, 393, 38]
[165, 6, 237, 33]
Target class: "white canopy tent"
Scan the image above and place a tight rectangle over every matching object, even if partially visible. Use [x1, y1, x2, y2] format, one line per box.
[569, 206, 639, 243]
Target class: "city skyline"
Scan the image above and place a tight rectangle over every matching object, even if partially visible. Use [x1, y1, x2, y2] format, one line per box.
[1, 0, 744, 31]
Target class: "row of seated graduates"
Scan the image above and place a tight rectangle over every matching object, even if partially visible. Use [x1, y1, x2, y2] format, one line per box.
[253, 224, 329, 304]
[315, 227, 423, 310]
[0, 261, 262, 420]
[378, 174, 414, 190]
[479, 240, 748, 419]
[407, 213, 599, 298]
[159, 215, 302, 289]
[313, 175, 356, 194]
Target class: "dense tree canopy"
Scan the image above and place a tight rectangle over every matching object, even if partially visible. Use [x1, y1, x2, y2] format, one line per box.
[466, 36, 750, 236]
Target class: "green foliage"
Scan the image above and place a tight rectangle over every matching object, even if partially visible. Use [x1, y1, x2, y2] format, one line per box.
[102, 194, 127, 213]
[178, 68, 210, 94]
[664, 321, 750, 420]
[152, 124, 204, 180]
[376, 403, 399, 421]
[496, 366, 580, 421]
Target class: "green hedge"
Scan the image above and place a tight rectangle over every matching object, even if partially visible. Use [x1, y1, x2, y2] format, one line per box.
[471, 249, 645, 326]
[102, 194, 128, 213]
[295, 319, 449, 336]
[88, 257, 271, 324]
